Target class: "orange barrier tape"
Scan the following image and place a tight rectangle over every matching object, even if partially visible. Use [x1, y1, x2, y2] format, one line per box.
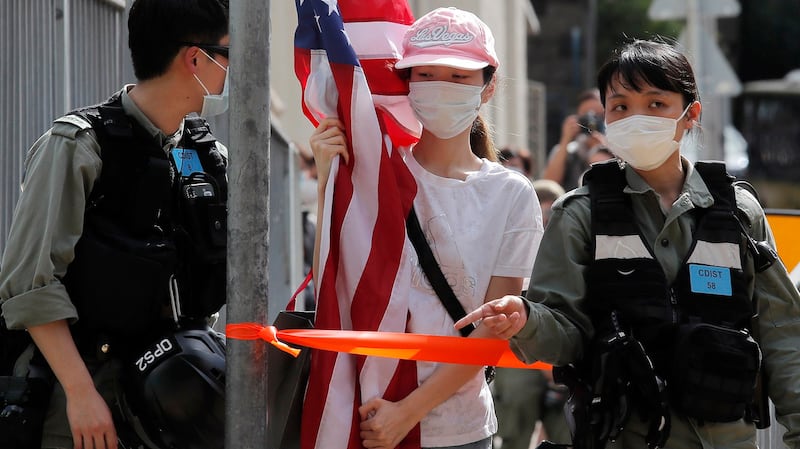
[227, 323, 551, 370]
[226, 323, 301, 357]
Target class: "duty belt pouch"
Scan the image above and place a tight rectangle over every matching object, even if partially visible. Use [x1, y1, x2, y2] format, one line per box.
[0, 374, 53, 449]
[671, 323, 761, 422]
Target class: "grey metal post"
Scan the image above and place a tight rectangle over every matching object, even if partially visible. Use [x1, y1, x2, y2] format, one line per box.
[226, 1, 272, 448]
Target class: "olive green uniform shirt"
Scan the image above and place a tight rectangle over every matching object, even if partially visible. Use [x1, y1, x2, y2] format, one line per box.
[0, 87, 226, 329]
[511, 160, 800, 449]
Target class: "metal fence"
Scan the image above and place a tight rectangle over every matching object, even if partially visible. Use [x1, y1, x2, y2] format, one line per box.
[0, 0, 126, 254]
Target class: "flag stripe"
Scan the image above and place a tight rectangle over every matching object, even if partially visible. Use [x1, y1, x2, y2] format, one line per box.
[346, 21, 407, 59]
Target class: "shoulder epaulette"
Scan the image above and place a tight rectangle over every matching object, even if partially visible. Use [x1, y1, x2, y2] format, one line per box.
[51, 115, 93, 139]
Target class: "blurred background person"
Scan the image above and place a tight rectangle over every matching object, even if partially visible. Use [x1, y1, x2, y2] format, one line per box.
[541, 89, 610, 190]
[500, 145, 534, 178]
[532, 179, 565, 228]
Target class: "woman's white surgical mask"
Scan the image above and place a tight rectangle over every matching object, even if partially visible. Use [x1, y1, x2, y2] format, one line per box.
[408, 81, 483, 139]
[604, 104, 691, 171]
[194, 49, 229, 117]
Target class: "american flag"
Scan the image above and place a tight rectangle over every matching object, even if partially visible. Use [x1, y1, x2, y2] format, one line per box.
[293, 1, 421, 448]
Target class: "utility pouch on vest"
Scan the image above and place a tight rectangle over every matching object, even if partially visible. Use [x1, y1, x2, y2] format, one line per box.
[555, 316, 671, 449]
[176, 172, 227, 319]
[672, 323, 761, 422]
[553, 364, 597, 449]
[0, 375, 53, 449]
[65, 215, 177, 336]
[179, 172, 226, 262]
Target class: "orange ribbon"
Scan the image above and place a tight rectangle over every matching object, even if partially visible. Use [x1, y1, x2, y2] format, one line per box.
[227, 323, 551, 370]
[226, 323, 302, 357]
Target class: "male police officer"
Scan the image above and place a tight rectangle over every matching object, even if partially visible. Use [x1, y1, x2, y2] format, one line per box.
[0, 1, 229, 448]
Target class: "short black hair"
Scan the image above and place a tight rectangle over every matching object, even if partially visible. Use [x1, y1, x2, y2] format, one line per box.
[597, 38, 698, 108]
[128, 0, 229, 81]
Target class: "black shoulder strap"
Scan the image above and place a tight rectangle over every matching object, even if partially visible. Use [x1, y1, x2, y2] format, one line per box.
[406, 206, 475, 337]
[182, 115, 217, 147]
[584, 161, 639, 259]
[70, 93, 175, 230]
[695, 161, 777, 273]
[694, 161, 736, 213]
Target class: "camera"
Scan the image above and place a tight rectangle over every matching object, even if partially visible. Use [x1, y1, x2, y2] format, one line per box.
[578, 111, 605, 135]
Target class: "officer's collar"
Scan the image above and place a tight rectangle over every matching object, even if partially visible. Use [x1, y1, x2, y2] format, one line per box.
[681, 160, 715, 208]
[622, 157, 714, 208]
[120, 85, 184, 152]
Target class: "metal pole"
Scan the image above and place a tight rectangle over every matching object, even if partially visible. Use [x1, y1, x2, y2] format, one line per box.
[226, 1, 271, 448]
[702, 16, 725, 161]
[686, 0, 701, 68]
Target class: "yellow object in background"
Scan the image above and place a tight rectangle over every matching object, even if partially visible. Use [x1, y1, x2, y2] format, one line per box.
[766, 211, 800, 276]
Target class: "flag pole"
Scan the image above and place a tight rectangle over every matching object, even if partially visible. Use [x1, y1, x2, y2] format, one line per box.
[226, 0, 271, 447]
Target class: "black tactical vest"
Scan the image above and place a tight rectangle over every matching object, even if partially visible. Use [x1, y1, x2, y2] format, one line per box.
[61, 92, 228, 341]
[584, 161, 760, 423]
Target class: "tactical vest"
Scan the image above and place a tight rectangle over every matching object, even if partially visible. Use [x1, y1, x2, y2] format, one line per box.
[584, 161, 761, 423]
[61, 92, 228, 342]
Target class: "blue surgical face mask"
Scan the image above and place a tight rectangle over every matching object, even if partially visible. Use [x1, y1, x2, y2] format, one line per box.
[194, 49, 229, 117]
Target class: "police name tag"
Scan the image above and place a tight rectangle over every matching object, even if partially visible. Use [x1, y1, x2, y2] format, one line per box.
[689, 264, 732, 296]
[171, 148, 204, 176]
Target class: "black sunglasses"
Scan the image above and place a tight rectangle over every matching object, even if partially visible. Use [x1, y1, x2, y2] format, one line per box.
[180, 42, 229, 59]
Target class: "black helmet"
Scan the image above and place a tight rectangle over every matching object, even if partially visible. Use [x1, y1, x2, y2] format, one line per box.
[118, 324, 226, 449]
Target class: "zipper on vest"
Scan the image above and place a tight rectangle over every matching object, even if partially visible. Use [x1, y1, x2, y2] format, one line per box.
[668, 287, 678, 323]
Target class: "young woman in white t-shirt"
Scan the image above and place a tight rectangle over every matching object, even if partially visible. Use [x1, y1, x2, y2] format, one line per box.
[309, 8, 544, 449]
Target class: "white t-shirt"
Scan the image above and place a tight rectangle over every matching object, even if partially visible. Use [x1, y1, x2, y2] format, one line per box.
[403, 152, 544, 447]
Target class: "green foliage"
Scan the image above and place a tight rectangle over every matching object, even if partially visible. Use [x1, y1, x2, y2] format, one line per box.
[595, 0, 682, 67]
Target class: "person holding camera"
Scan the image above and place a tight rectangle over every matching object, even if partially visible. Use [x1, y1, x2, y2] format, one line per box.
[542, 89, 611, 190]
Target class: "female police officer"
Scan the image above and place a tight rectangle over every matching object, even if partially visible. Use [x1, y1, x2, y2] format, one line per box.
[457, 39, 800, 449]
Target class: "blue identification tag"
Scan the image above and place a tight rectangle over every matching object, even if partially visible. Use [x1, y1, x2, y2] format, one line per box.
[171, 148, 204, 176]
[689, 264, 732, 296]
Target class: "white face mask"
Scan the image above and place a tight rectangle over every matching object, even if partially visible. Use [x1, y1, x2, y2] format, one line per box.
[605, 105, 691, 171]
[194, 49, 229, 117]
[408, 81, 483, 139]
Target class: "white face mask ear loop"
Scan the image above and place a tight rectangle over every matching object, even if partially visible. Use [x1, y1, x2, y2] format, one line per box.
[194, 74, 211, 96]
[679, 102, 693, 121]
[194, 48, 227, 97]
[678, 101, 697, 138]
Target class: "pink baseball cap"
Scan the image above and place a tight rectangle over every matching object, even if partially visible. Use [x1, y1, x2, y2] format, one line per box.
[395, 7, 499, 71]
